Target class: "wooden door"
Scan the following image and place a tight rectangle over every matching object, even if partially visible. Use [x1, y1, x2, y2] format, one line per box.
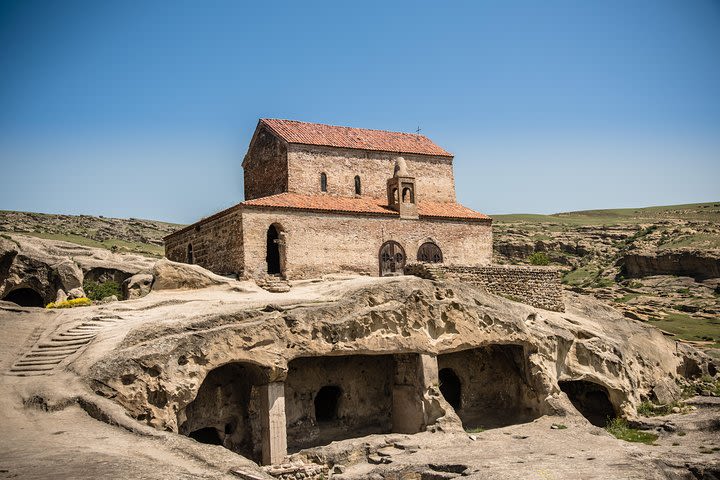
[379, 241, 406, 276]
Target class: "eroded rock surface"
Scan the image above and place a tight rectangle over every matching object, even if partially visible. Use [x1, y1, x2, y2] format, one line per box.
[1, 274, 718, 479]
[0, 234, 155, 305]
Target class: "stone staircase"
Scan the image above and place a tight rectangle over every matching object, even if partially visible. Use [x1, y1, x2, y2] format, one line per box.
[258, 275, 291, 293]
[6, 316, 119, 377]
[403, 262, 446, 281]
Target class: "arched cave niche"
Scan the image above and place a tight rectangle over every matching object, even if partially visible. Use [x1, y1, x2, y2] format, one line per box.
[439, 368, 461, 410]
[178, 362, 269, 461]
[285, 355, 395, 451]
[2, 287, 44, 307]
[84, 267, 132, 285]
[437, 345, 542, 430]
[559, 380, 616, 427]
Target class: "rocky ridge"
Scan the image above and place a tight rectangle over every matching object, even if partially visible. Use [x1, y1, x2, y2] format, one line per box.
[493, 202, 720, 351]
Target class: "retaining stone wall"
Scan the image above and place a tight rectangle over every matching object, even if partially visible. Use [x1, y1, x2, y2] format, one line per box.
[405, 263, 565, 312]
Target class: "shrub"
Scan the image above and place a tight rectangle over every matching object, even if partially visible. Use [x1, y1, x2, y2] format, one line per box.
[528, 252, 550, 266]
[46, 297, 92, 309]
[605, 417, 658, 445]
[83, 280, 122, 301]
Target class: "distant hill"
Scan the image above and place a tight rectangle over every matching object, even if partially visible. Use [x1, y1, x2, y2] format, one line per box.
[0, 210, 184, 258]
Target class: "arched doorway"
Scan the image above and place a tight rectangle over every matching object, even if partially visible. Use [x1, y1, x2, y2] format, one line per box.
[2, 288, 44, 307]
[379, 241, 405, 276]
[266, 225, 282, 275]
[417, 242, 443, 263]
[439, 368, 461, 410]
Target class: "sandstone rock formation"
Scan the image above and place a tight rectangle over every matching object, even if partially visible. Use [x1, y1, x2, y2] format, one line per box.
[0, 234, 155, 305]
[1, 270, 718, 479]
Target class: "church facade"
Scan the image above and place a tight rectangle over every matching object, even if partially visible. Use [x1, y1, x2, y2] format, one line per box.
[164, 119, 493, 279]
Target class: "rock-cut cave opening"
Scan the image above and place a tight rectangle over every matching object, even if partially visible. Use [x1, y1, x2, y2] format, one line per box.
[178, 361, 269, 462]
[559, 380, 616, 427]
[2, 287, 44, 307]
[439, 368, 461, 410]
[437, 345, 542, 430]
[188, 427, 223, 446]
[285, 354, 395, 451]
[314, 385, 342, 422]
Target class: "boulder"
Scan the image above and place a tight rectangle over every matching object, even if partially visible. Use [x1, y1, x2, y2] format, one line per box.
[151, 259, 230, 291]
[53, 259, 83, 291]
[122, 273, 154, 300]
[67, 287, 86, 299]
[651, 378, 681, 405]
[55, 289, 68, 304]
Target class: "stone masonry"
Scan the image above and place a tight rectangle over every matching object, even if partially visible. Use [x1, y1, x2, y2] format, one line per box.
[405, 263, 565, 312]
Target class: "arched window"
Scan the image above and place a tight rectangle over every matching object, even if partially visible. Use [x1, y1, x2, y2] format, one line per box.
[187, 244, 194, 264]
[320, 172, 327, 192]
[417, 242, 443, 263]
[354, 175, 361, 195]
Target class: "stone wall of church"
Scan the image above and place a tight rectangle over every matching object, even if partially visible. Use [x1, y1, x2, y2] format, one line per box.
[286, 144, 456, 202]
[243, 125, 289, 201]
[164, 206, 244, 276]
[240, 208, 492, 279]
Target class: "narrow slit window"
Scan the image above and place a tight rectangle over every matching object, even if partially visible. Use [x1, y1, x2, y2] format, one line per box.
[354, 175, 361, 195]
[320, 172, 327, 192]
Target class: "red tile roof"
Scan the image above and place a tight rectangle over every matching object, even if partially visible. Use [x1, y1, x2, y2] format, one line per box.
[260, 119, 453, 157]
[241, 193, 490, 221]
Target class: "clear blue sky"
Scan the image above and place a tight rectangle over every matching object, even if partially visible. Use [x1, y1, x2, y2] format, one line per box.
[1, 0, 718, 224]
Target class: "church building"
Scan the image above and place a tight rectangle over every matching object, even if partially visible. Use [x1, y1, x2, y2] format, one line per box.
[164, 119, 493, 279]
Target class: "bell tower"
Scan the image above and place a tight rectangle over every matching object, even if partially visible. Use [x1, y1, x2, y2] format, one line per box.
[387, 156, 418, 219]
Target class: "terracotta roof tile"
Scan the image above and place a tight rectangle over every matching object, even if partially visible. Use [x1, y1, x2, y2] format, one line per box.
[261, 119, 453, 157]
[241, 193, 490, 221]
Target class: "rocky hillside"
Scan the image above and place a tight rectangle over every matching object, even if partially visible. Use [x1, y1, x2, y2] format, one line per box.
[2, 204, 718, 350]
[0, 210, 183, 258]
[493, 202, 720, 350]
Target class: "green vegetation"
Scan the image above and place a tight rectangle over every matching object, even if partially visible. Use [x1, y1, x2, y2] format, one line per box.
[528, 252, 550, 266]
[681, 376, 720, 397]
[494, 202, 720, 226]
[614, 293, 641, 303]
[605, 418, 658, 445]
[84, 280, 122, 301]
[46, 297, 92, 309]
[464, 426, 485, 433]
[551, 423, 567, 430]
[648, 313, 720, 348]
[636, 400, 684, 417]
[11, 231, 165, 257]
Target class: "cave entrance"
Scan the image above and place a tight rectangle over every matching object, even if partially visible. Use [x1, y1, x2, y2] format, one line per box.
[439, 368, 461, 410]
[188, 427, 223, 445]
[178, 362, 269, 461]
[559, 380, 616, 427]
[314, 385, 341, 422]
[2, 287, 44, 307]
[437, 345, 542, 430]
[286, 354, 398, 451]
